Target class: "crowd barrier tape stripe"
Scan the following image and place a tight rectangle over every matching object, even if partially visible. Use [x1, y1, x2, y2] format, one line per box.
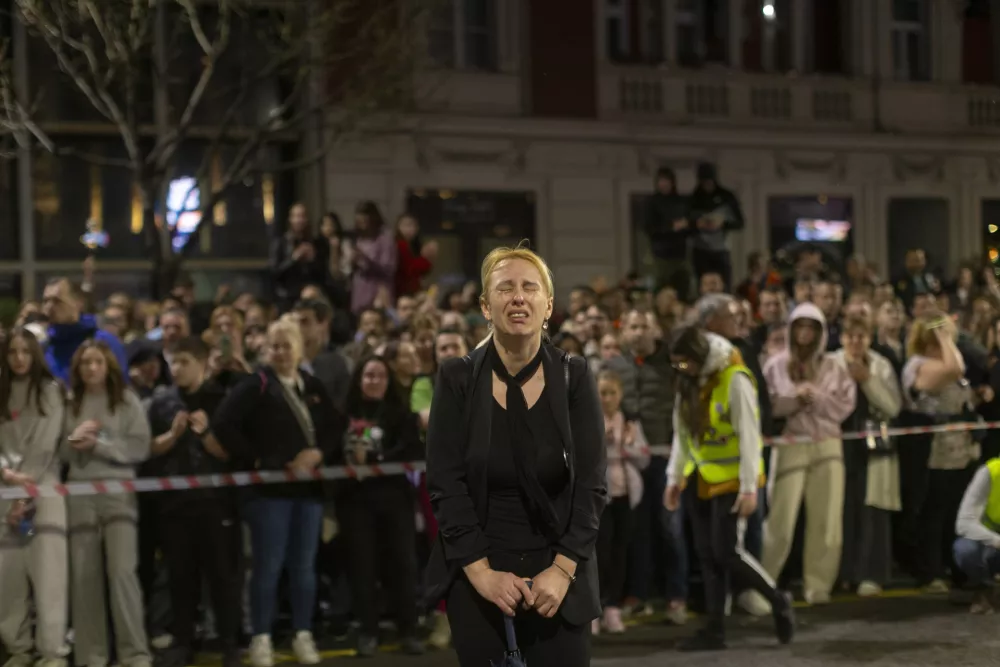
[1, 419, 997, 500]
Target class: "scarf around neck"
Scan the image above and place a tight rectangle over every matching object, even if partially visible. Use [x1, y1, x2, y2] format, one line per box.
[488, 341, 560, 535]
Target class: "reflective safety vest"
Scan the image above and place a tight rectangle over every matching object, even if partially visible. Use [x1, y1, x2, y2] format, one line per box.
[682, 364, 762, 485]
[983, 458, 1000, 532]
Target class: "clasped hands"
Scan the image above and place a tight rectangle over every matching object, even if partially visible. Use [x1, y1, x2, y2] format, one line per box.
[468, 563, 572, 618]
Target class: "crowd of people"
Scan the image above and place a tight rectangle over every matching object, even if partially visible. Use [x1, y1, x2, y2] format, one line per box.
[0, 193, 999, 666]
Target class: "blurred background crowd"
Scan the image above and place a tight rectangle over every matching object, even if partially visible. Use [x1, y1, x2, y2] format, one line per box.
[2, 186, 1000, 667]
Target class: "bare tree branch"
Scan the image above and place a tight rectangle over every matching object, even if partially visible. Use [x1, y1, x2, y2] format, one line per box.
[0, 0, 431, 294]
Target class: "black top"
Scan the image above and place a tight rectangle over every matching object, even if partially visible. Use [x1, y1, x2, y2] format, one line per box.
[485, 392, 569, 552]
[212, 367, 342, 499]
[147, 382, 231, 511]
[424, 344, 608, 626]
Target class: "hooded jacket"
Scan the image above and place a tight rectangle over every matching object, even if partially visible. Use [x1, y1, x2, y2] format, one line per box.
[643, 169, 691, 261]
[666, 332, 763, 494]
[763, 302, 856, 441]
[46, 314, 129, 385]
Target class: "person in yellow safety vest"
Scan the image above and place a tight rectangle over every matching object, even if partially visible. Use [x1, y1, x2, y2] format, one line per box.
[664, 325, 795, 651]
[953, 457, 1000, 614]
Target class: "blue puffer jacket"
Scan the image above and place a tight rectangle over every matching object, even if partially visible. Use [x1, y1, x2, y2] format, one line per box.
[45, 314, 129, 385]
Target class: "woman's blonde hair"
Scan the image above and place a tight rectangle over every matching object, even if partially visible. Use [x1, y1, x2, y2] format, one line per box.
[267, 317, 304, 365]
[476, 242, 554, 348]
[907, 311, 957, 358]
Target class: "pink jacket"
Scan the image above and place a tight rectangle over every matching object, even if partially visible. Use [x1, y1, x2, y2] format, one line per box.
[763, 302, 857, 441]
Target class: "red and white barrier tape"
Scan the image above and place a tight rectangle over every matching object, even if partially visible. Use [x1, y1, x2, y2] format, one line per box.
[643, 418, 1000, 456]
[0, 461, 426, 500]
[1, 419, 997, 500]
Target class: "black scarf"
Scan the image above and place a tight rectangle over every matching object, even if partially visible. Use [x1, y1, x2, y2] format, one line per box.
[488, 341, 560, 535]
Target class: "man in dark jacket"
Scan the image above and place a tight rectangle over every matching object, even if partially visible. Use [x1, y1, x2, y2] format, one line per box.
[42, 277, 128, 384]
[688, 162, 745, 291]
[644, 166, 693, 301]
[894, 248, 942, 314]
[295, 298, 351, 411]
[605, 310, 688, 622]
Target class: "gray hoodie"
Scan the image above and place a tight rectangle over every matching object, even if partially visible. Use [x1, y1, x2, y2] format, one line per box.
[61, 389, 151, 481]
[0, 379, 65, 486]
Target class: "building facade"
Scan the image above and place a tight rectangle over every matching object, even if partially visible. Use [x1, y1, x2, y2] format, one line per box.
[325, 0, 1000, 299]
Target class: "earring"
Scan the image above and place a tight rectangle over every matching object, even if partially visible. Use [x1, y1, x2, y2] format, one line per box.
[543, 319, 549, 330]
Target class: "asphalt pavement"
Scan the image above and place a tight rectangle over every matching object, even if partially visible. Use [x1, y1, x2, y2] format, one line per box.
[221, 590, 994, 667]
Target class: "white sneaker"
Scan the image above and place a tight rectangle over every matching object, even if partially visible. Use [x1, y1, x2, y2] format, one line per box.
[665, 602, 688, 626]
[292, 631, 321, 665]
[804, 589, 831, 605]
[428, 612, 452, 649]
[150, 634, 174, 651]
[738, 590, 773, 616]
[857, 581, 883, 597]
[249, 634, 275, 667]
[35, 659, 68, 667]
[923, 579, 949, 595]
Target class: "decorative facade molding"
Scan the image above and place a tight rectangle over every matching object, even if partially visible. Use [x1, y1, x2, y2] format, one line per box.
[892, 154, 945, 183]
[774, 151, 847, 182]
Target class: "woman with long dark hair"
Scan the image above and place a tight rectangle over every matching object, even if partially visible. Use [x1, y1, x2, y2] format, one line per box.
[332, 355, 424, 657]
[62, 340, 152, 667]
[271, 203, 329, 312]
[425, 245, 607, 667]
[0, 328, 69, 667]
[350, 201, 398, 315]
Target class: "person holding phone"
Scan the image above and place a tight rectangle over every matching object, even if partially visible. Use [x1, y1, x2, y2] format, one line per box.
[0, 328, 69, 667]
[61, 340, 152, 667]
[271, 203, 329, 312]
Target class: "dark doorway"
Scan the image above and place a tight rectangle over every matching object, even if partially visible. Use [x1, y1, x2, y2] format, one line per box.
[887, 198, 950, 278]
[405, 189, 536, 287]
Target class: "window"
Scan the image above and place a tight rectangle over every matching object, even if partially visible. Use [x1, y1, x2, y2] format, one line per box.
[428, 0, 498, 71]
[760, 0, 792, 73]
[891, 0, 929, 81]
[605, 0, 631, 62]
[33, 140, 147, 261]
[676, 0, 728, 67]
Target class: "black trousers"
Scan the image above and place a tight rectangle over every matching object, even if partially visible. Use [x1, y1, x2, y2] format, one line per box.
[839, 443, 893, 586]
[447, 549, 590, 667]
[160, 501, 244, 650]
[336, 480, 418, 637]
[683, 479, 780, 636]
[597, 497, 633, 607]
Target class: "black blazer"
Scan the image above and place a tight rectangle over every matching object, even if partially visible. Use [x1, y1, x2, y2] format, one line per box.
[424, 343, 608, 626]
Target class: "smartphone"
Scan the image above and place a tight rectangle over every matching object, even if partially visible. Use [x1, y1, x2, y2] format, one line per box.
[219, 334, 233, 361]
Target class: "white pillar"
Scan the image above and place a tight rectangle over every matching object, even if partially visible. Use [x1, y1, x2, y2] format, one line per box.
[728, 0, 743, 68]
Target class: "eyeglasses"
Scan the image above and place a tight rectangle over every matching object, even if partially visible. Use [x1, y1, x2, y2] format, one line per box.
[672, 361, 690, 371]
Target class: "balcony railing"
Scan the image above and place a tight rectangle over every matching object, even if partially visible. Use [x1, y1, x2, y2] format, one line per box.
[601, 66, 1000, 135]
